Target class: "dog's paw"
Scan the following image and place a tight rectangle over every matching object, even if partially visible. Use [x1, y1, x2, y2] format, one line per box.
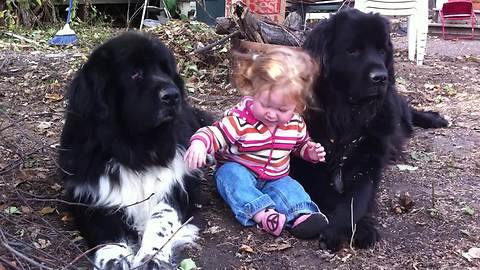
[95, 243, 132, 270]
[103, 258, 130, 270]
[352, 217, 380, 249]
[318, 226, 343, 252]
[133, 253, 174, 270]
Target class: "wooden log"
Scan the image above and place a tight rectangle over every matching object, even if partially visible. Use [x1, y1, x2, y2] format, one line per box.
[230, 1, 305, 46]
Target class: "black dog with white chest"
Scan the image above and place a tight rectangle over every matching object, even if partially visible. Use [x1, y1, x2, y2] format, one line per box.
[59, 32, 211, 269]
[291, 9, 448, 251]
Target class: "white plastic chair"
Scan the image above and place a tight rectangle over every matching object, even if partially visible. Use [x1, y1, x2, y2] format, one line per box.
[355, 0, 428, 65]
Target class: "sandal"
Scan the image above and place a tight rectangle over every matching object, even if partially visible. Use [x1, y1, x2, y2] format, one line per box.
[290, 212, 329, 239]
[257, 209, 286, 237]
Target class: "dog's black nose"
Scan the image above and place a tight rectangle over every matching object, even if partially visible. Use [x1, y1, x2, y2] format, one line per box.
[369, 70, 388, 84]
[160, 86, 180, 105]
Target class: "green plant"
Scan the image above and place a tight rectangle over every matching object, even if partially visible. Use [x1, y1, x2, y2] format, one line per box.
[1, 0, 57, 28]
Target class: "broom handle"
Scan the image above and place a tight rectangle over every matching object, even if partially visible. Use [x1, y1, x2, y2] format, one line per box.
[66, 0, 74, 24]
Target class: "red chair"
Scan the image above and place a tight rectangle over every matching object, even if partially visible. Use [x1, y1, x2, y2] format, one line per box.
[440, 0, 477, 39]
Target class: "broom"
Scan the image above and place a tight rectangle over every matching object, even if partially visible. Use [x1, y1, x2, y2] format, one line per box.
[49, 0, 77, 45]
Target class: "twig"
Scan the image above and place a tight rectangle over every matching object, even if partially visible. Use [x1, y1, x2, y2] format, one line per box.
[0, 229, 55, 270]
[63, 243, 112, 269]
[0, 255, 21, 270]
[22, 192, 156, 210]
[1, 32, 44, 48]
[0, 54, 11, 72]
[431, 180, 436, 210]
[193, 31, 240, 54]
[131, 216, 195, 269]
[0, 145, 46, 175]
[115, 193, 156, 211]
[349, 197, 357, 252]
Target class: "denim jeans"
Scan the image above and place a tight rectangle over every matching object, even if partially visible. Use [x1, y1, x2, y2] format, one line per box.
[215, 162, 320, 227]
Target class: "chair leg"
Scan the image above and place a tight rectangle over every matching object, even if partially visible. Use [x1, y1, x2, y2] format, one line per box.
[407, 16, 416, 62]
[472, 16, 475, 39]
[441, 17, 446, 40]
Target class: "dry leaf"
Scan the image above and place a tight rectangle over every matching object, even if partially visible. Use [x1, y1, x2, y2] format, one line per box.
[263, 242, 292, 252]
[38, 206, 56, 215]
[204, 225, 223, 234]
[61, 212, 73, 222]
[462, 247, 480, 261]
[51, 183, 62, 191]
[37, 121, 53, 129]
[34, 238, 51, 249]
[20, 206, 32, 214]
[45, 93, 64, 102]
[238, 244, 254, 253]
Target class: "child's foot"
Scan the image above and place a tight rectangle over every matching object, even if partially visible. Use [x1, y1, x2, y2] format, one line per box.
[255, 209, 286, 236]
[290, 212, 329, 239]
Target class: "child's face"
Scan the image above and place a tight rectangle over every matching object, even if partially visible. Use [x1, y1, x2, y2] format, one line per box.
[252, 90, 296, 129]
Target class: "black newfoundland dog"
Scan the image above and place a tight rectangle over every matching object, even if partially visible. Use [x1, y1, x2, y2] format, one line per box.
[59, 32, 211, 269]
[291, 9, 448, 251]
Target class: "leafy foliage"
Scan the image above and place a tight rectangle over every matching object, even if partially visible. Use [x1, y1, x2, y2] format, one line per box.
[0, 0, 58, 28]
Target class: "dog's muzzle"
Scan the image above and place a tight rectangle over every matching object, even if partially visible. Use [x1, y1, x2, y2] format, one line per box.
[160, 86, 180, 107]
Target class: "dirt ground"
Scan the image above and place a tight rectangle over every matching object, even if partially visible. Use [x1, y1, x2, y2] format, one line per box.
[0, 30, 479, 270]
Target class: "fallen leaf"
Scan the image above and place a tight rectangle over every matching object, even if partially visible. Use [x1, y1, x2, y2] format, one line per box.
[51, 183, 62, 191]
[4, 206, 21, 215]
[461, 205, 475, 216]
[466, 247, 480, 259]
[263, 242, 292, 252]
[34, 238, 51, 249]
[396, 164, 418, 171]
[38, 206, 56, 215]
[179, 258, 197, 270]
[238, 244, 255, 253]
[462, 247, 480, 261]
[204, 225, 223, 234]
[61, 212, 73, 222]
[37, 121, 53, 129]
[20, 206, 32, 214]
[72, 235, 84, 242]
[45, 93, 64, 102]
[399, 191, 415, 211]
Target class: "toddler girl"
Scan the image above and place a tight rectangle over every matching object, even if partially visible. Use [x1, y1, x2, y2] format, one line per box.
[184, 47, 328, 238]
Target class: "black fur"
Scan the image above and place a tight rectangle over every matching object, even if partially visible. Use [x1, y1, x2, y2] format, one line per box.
[291, 9, 448, 251]
[59, 32, 211, 267]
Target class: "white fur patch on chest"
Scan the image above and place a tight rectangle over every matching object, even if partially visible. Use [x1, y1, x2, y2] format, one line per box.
[72, 150, 189, 231]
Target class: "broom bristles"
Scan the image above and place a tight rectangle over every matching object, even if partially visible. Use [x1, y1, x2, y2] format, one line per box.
[49, 23, 77, 45]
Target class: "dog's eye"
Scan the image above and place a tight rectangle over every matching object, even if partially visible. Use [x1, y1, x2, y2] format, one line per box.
[131, 71, 143, 80]
[378, 48, 386, 55]
[346, 48, 359, 56]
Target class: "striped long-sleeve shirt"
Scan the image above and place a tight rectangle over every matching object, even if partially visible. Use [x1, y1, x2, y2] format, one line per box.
[190, 96, 318, 180]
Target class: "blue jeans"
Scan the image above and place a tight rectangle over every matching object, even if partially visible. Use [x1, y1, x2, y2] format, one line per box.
[215, 162, 320, 227]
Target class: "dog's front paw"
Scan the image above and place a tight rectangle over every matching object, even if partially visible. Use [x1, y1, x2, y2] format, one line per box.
[133, 253, 174, 270]
[352, 217, 380, 249]
[95, 243, 132, 270]
[318, 226, 343, 252]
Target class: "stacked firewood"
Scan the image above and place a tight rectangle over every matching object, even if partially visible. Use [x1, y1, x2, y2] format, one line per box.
[215, 1, 306, 47]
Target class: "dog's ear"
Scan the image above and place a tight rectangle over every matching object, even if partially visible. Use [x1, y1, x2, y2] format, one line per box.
[152, 39, 186, 99]
[303, 16, 333, 78]
[169, 58, 185, 98]
[67, 49, 111, 121]
[381, 16, 395, 85]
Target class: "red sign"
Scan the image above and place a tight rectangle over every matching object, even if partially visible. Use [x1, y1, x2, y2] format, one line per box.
[225, 0, 286, 23]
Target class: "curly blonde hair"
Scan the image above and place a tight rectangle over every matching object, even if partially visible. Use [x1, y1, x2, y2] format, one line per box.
[231, 47, 319, 113]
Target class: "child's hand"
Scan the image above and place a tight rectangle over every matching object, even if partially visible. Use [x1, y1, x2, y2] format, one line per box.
[184, 140, 208, 169]
[306, 141, 326, 162]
